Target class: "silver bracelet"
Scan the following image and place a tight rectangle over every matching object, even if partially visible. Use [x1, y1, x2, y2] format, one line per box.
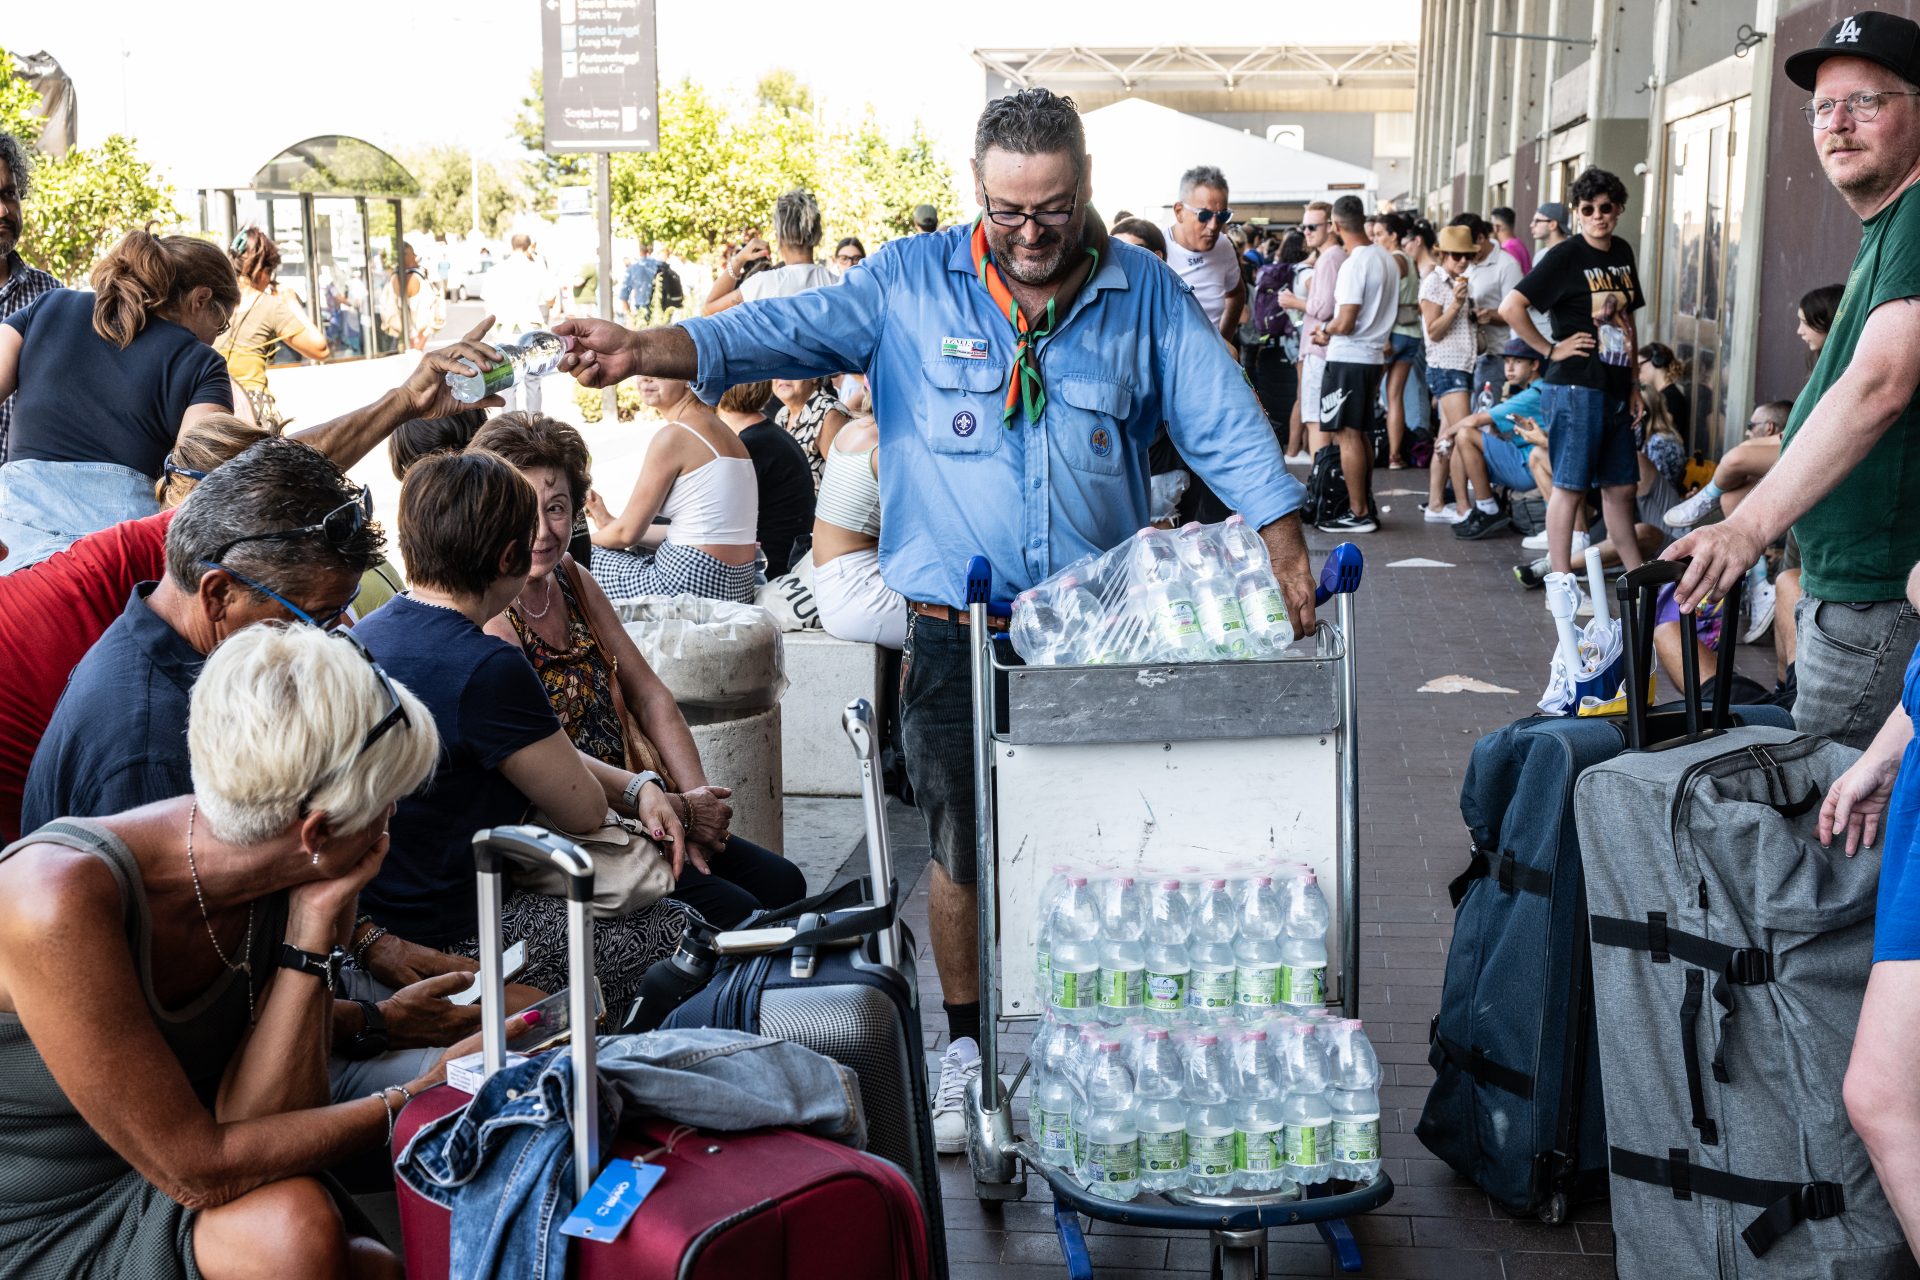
[372, 1090, 397, 1146]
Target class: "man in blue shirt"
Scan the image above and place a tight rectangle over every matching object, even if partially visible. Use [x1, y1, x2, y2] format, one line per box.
[1445, 339, 1546, 539]
[556, 88, 1314, 1147]
[617, 243, 666, 323]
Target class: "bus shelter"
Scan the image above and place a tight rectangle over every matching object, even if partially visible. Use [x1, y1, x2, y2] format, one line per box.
[195, 135, 420, 363]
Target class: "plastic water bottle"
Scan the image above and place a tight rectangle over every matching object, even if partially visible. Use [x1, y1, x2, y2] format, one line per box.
[1143, 880, 1192, 1024]
[1130, 529, 1206, 661]
[1279, 872, 1330, 1011]
[1186, 880, 1238, 1015]
[1233, 1030, 1288, 1191]
[444, 330, 575, 404]
[1329, 1019, 1383, 1182]
[1034, 863, 1073, 1000]
[1011, 588, 1071, 664]
[1178, 871, 1205, 912]
[1175, 523, 1254, 659]
[1098, 877, 1147, 1024]
[1219, 513, 1268, 571]
[1066, 1026, 1101, 1170]
[1031, 1013, 1079, 1169]
[1233, 877, 1286, 1020]
[1182, 1032, 1239, 1195]
[1219, 515, 1294, 653]
[516, 329, 572, 412]
[1079, 1041, 1141, 1201]
[1281, 1023, 1334, 1186]
[1133, 1028, 1187, 1192]
[1045, 878, 1101, 1022]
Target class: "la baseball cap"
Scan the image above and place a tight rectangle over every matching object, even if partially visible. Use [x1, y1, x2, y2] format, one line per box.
[1785, 11, 1920, 92]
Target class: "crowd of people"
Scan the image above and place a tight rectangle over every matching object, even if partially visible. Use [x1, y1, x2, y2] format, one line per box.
[12, 13, 1920, 1267]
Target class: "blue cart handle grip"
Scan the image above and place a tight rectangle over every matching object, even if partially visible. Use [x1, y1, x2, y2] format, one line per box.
[1315, 542, 1365, 606]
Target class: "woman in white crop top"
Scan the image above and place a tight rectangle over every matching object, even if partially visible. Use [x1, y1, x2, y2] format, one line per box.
[584, 377, 762, 602]
[811, 416, 907, 648]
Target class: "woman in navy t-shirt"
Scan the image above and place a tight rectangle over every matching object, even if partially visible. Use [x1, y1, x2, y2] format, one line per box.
[0, 230, 237, 573]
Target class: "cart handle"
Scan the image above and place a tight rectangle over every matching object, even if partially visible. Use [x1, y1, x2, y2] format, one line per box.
[1315, 542, 1364, 606]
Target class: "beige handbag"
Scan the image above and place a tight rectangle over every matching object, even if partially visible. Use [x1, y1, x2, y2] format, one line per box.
[517, 808, 675, 917]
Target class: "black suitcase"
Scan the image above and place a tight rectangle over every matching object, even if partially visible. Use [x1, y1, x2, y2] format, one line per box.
[664, 700, 948, 1280]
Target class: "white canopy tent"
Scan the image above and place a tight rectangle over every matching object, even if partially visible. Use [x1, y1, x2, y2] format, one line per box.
[1081, 98, 1379, 225]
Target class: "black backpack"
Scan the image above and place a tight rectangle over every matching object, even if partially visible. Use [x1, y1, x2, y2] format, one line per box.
[1306, 445, 1351, 527]
[654, 262, 686, 311]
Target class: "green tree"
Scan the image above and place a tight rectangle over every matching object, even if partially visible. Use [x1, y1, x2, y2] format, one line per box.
[755, 69, 814, 118]
[402, 146, 521, 238]
[2, 50, 177, 284]
[513, 69, 591, 212]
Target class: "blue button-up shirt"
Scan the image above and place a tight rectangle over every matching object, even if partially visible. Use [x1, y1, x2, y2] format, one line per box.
[680, 226, 1305, 607]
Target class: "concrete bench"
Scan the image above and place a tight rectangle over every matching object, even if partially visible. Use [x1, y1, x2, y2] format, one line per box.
[780, 630, 884, 797]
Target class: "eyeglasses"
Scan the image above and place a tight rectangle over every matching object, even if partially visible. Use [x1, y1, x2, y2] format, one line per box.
[1803, 89, 1920, 128]
[1191, 208, 1234, 226]
[835, 251, 864, 265]
[1579, 201, 1618, 217]
[199, 559, 362, 630]
[162, 455, 209, 486]
[208, 488, 373, 563]
[982, 188, 1079, 229]
[1529, 215, 1554, 225]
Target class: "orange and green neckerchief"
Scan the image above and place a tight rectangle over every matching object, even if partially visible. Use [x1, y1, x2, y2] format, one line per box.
[969, 208, 1108, 426]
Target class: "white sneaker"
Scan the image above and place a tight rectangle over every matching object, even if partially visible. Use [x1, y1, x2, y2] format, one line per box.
[1522, 531, 1551, 550]
[1522, 529, 1592, 553]
[932, 1037, 982, 1154]
[1664, 488, 1720, 528]
[1744, 577, 1778, 644]
[1423, 505, 1467, 524]
[1285, 452, 1313, 466]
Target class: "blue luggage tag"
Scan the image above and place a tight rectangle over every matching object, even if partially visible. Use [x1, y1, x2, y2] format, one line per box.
[559, 1159, 664, 1243]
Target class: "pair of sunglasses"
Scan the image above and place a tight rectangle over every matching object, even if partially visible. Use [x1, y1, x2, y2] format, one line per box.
[1192, 208, 1234, 225]
[207, 488, 373, 563]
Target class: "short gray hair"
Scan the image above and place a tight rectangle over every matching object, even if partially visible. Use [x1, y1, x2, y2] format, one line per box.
[189, 624, 438, 845]
[166, 438, 385, 599]
[1179, 165, 1228, 201]
[0, 132, 31, 200]
[771, 189, 823, 251]
[974, 88, 1087, 180]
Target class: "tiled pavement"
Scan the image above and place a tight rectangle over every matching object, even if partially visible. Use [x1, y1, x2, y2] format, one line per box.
[842, 486, 1782, 1280]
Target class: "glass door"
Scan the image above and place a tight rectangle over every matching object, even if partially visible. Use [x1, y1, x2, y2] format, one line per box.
[1658, 99, 1749, 454]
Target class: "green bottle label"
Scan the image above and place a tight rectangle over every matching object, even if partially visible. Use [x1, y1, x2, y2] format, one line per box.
[1279, 963, 1325, 1006]
[1086, 1139, 1139, 1185]
[1099, 966, 1143, 1010]
[1333, 1118, 1380, 1163]
[1198, 595, 1252, 657]
[1188, 1130, 1235, 1178]
[1140, 1128, 1187, 1174]
[1050, 968, 1095, 1011]
[479, 360, 517, 393]
[1235, 1127, 1281, 1172]
[1188, 968, 1236, 1010]
[1235, 963, 1280, 1008]
[1145, 970, 1187, 1011]
[1285, 1122, 1330, 1166]
[1037, 1109, 1073, 1160]
[1159, 596, 1201, 644]
[1241, 585, 1287, 628]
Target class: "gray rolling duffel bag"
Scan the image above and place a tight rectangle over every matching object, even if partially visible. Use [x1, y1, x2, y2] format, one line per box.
[1572, 562, 1917, 1279]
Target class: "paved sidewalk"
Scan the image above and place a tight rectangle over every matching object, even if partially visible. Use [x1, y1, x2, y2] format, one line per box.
[845, 490, 1780, 1279]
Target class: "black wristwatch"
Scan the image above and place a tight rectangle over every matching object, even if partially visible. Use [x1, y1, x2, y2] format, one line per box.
[344, 997, 391, 1061]
[277, 943, 342, 994]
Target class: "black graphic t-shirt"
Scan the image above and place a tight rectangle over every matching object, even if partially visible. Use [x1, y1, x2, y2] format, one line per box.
[1513, 236, 1645, 393]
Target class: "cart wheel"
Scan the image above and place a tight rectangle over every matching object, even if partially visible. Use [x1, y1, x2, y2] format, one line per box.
[1538, 1190, 1569, 1225]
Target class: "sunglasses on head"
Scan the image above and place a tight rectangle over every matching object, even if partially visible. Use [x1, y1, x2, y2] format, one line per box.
[1191, 208, 1233, 225]
[299, 629, 412, 810]
[1579, 201, 1618, 217]
[207, 488, 373, 563]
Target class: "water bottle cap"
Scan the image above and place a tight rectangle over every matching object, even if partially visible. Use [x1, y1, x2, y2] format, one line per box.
[1181, 521, 1201, 532]
[1099, 1040, 1122, 1052]
[1159, 879, 1182, 890]
[1225, 513, 1246, 526]
[1244, 1030, 1267, 1042]
[1053, 863, 1071, 874]
[1254, 876, 1272, 886]
[1207, 878, 1228, 888]
[1116, 876, 1134, 887]
[1193, 1033, 1218, 1046]
[1144, 1027, 1169, 1040]
[1068, 876, 1088, 887]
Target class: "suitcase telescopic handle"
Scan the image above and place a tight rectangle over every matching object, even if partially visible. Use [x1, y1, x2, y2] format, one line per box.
[471, 825, 601, 1199]
[842, 699, 900, 970]
[1616, 558, 1745, 750]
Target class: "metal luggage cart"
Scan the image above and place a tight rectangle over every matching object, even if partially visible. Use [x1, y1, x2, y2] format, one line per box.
[957, 544, 1392, 1279]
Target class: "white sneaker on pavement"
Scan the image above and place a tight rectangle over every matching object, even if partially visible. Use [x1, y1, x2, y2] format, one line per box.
[1424, 505, 1467, 524]
[1285, 452, 1313, 466]
[1523, 529, 1593, 553]
[1744, 577, 1778, 644]
[932, 1037, 982, 1154]
[1521, 530, 1550, 550]
[1664, 488, 1720, 528]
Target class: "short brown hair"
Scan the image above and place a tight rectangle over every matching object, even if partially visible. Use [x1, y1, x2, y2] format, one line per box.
[470, 412, 592, 514]
[717, 380, 774, 415]
[397, 450, 536, 597]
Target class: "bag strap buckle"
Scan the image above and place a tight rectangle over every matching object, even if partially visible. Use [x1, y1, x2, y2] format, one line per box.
[1797, 1182, 1844, 1221]
[1727, 948, 1774, 985]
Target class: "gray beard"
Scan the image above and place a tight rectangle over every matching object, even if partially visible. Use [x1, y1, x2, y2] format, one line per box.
[991, 225, 1085, 287]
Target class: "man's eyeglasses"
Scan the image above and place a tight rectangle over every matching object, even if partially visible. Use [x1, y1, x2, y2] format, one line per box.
[982, 188, 1079, 229]
[1804, 89, 1920, 128]
[1191, 208, 1234, 226]
[1579, 201, 1618, 217]
[200, 559, 362, 631]
[208, 488, 373, 563]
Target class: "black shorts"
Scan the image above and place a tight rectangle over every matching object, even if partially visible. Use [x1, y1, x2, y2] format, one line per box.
[1319, 361, 1383, 433]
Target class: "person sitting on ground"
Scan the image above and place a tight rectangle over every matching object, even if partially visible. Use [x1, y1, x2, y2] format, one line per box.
[812, 416, 907, 649]
[0, 622, 468, 1280]
[1637, 342, 1691, 446]
[471, 412, 807, 927]
[218, 227, 330, 429]
[773, 375, 850, 489]
[1420, 224, 1480, 523]
[585, 375, 760, 604]
[1663, 400, 1794, 529]
[1443, 339, 1546, 539]
[710, 380, 816, 578]
[354, 450, 692, 1010]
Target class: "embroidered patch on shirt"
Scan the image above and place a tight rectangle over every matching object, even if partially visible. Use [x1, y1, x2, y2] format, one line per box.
[952, 411, 978, 437]
[941, 336, 989, 360]
[1089, 426, 1114, 457]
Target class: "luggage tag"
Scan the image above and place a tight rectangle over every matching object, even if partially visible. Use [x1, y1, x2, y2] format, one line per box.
[560, 1159, 665, 1243]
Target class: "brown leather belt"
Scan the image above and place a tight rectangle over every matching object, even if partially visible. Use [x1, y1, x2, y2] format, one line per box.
[908, 600, 1010, 631]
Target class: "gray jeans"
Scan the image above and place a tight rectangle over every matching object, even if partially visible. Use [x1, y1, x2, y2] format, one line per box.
[327, 969, 445, 1104]
[1791, 594, 1920, 751]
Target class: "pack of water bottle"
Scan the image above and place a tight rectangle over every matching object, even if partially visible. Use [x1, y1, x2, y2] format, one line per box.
[445, 329, 575, 412]
[1029, 866, 1380, 1199]
[1009, 516, 1295, 666]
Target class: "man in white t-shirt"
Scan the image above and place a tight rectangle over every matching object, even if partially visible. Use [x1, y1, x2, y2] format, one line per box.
[1455, 212, 1525, 409]
[481, 233, 558, 336]
[705, 189, 841, 314]
[1163, 165, 1245, 345]
[1312, 195, 1397, 533]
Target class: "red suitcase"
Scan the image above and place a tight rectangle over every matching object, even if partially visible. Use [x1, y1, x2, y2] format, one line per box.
[391, 826, 932, 1280]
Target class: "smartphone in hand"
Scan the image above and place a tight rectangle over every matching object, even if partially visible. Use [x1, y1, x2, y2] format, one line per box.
[448, 940, 529, 1006]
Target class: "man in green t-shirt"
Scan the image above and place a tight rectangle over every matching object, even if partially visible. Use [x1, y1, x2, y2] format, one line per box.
[1668, 11, 1920, 752]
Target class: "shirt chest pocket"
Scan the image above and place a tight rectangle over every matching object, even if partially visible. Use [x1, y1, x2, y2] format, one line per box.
[919, 358, 1007, 457]
[1051, 375, 1133, 477]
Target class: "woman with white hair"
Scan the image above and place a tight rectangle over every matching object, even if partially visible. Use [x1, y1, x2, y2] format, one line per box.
[0, 623, 488, 1279]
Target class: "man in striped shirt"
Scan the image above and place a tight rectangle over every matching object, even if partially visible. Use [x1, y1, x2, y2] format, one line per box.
[0, 133, 58, 463]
